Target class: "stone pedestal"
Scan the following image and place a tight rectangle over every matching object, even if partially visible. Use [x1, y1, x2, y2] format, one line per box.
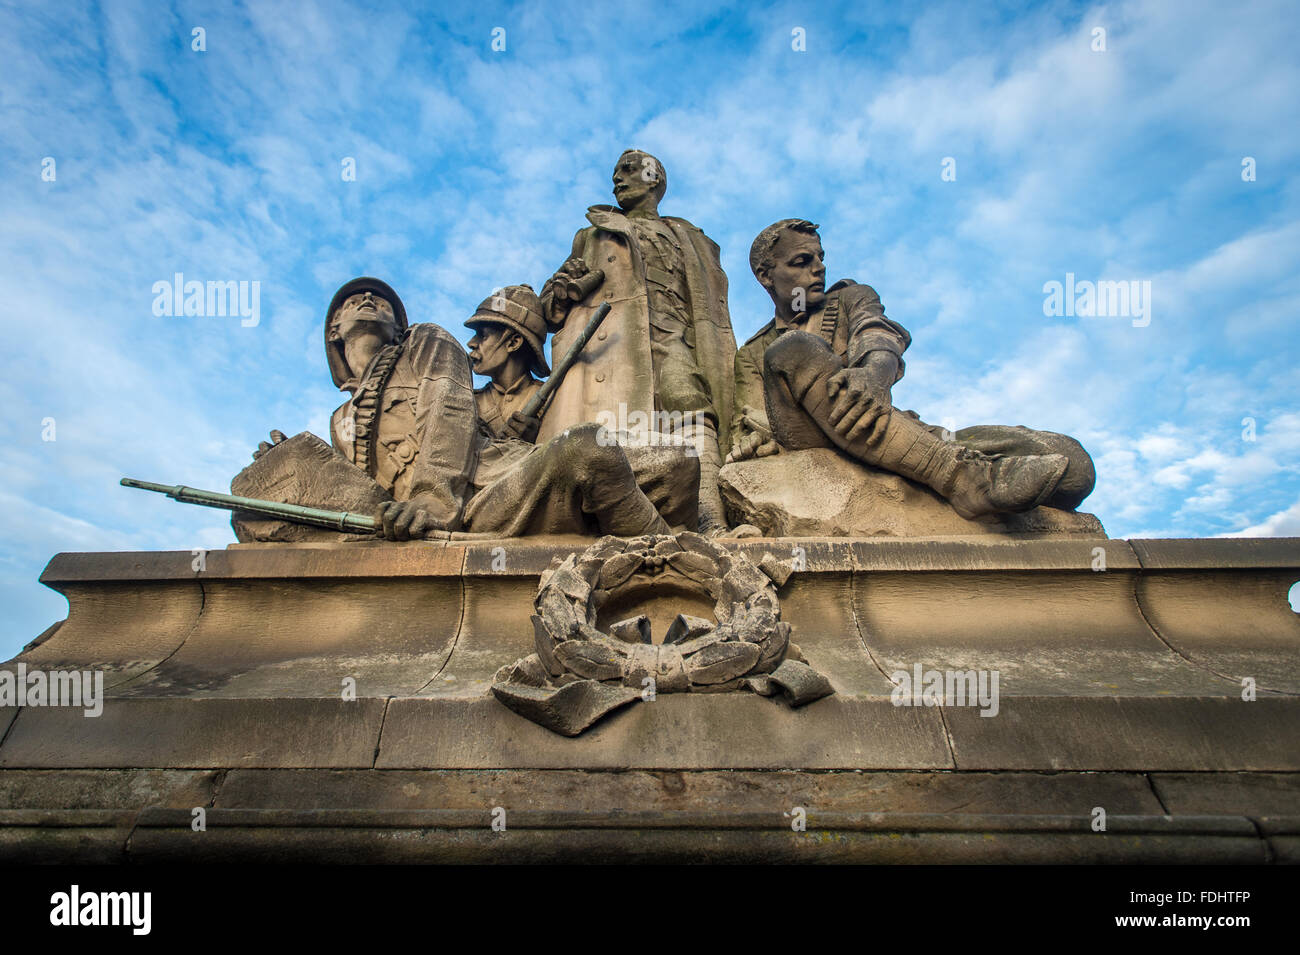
[2, 536, 1297, 862]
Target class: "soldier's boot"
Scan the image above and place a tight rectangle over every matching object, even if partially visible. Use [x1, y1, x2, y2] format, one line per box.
[783, 362, 1068, 519]
[856, 413, 1067, 519]
[678, 418, 730, 535]
[605, 492, 673, 536]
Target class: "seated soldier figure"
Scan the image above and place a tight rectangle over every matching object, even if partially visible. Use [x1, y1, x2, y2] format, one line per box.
[730, 220, 1095, 520]
[466, 285, 548, 442]
[253, 277, 697, 540]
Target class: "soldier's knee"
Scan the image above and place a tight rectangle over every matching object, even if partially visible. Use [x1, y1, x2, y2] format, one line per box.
[764, 331, 808, 379]
[559, 422, 630, 480]
[764, 330, 839, 381]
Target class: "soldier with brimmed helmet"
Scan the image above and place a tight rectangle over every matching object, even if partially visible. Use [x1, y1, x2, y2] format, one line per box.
[465, 284, 550, 441]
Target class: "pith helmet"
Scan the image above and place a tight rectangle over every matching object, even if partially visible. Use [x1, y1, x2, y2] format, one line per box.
[464, 284, 550, 376]
[324, 277, 409, 389]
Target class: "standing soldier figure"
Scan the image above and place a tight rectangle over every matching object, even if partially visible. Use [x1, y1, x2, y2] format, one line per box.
[538, 149, 739, 535]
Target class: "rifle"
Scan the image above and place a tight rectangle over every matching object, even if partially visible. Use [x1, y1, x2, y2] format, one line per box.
[120, 478, 499, 540]
[513, 300, 612, 427]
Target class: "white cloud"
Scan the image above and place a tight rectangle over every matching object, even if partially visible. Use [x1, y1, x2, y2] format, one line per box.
[1219, 497, 1300, 537]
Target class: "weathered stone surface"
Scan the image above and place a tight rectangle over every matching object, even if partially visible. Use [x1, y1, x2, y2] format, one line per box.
[768, 659, 835, 706]
[210, 769, 1166, 815]
[5, 768, 1285, 863]
[720, 449, 1105, 539]
[0, 769, 219, 809]
[1151, 773, 1300, 816]
[231, 432, 389, 543]
[10, 537, 1297, 773]
[377, 696, 951, 769]
[108, 814, 1266, 864]
[492, 680, 640, 736]
[943, 697, 1300, 771]
[664, 613, 713, 645]
[0, 699, 388, 769]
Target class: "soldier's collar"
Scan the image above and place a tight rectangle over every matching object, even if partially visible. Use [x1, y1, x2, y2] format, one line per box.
[586, 205, 630, 227]
[489, 372, 535, 397]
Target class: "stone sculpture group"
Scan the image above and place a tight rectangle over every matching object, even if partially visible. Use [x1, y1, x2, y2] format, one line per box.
[237, 148, 1095, 544]
[231, 149, 1098, 734]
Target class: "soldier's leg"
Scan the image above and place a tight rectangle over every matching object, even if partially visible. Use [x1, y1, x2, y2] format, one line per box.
[761, 331, 844, 451]
[763, 331, 1068, 519]
[619, 443, 701, 532]
[947, 425, 1096, 511]
[463, 423, 673, 537]
[649, 317, 728, 533]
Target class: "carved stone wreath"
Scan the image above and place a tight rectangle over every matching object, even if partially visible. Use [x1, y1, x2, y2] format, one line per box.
[492, 532, 834, 736]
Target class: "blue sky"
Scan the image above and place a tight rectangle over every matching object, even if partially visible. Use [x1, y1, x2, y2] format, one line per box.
[2, 0, 1298, 657]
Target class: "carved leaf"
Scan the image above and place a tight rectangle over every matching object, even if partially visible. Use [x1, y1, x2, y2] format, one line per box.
[597, 553, 643, 590]
[548, 557, 591, 603]
[674, 631, 726, 656]
[663, 613, 714, 645]
[531, 615, 564, 677]
[556, 639, 626, 681]
[758, 552, 797, 588]
[684, 640, 762, 685]
[608, 615, 652, 644]
[537, 587, 581, 636]
[665, 551, 719, 583]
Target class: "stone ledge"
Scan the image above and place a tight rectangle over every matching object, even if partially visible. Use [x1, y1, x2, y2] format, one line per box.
[0, 808, 1270, 864]
[3, 695, 1298, 771]
[3, 768, 1292, 863]
[36, 536, 1300, 584]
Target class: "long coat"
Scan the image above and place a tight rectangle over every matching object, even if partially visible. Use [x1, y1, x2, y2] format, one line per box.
[537, 205, 738, 451]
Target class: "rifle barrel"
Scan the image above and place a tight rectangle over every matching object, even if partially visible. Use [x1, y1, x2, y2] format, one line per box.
[121, 477, 378, 533]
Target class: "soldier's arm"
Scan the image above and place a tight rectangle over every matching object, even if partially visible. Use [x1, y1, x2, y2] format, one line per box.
[727, 343, 777, 462]
[844, 284, 911, 383]
[541, 230, 598, 329]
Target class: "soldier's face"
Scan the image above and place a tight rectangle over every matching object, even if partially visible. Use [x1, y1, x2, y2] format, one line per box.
[764, 233, 826, 315]
[331, 292, 399, 346]
[612, 153, 661, 211]
[467, 324, 519, 379]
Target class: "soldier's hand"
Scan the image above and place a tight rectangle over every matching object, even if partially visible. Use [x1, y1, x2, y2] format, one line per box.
[558, 255, 591, 281]
[726, 407, 779, 463]
[505, 411, 541, 443]
[827, 368, 893, 442]
[375, 501, 445, 541]
[252, 430, 288, 460]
